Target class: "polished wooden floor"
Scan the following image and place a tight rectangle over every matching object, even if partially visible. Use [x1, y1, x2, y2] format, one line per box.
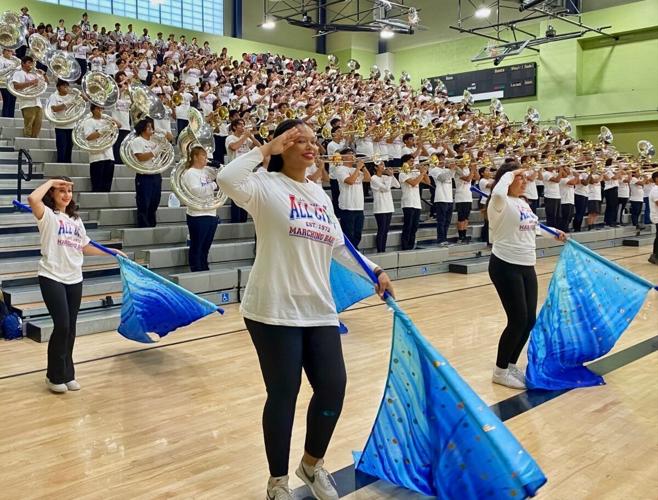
[0, 246, 656, 499]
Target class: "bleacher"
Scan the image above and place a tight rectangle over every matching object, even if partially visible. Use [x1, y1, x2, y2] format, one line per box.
[1, 80, 655, 343]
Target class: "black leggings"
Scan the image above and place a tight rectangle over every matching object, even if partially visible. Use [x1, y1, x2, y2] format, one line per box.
[488, 254, 538, 369]
[245, 318, 347, 477]
[38, 276, 83, 384]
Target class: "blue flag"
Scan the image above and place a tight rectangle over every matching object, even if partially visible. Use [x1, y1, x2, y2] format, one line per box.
[330, 258, 376, 314]
[526, 240, 655, 389]
[355, 297, 547, 498]
[117, 256, 223, 343]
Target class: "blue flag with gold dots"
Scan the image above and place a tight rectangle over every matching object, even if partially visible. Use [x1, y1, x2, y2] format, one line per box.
[355, 297, 547, 498]
[330, 259, 375, 314]
[526, 239, 655, 390]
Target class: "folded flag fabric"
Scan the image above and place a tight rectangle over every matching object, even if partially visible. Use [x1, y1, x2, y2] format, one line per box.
[330, 258, 376, 314]
[117, 256, 223, 343]
[526, 239, 655, 390]
[354, 297, 547, 498]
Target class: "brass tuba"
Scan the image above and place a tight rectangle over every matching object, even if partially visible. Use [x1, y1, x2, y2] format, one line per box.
[119, 82, 174, 174]
[48, 50, 81, 82]
[0, 11, 27, 50]
[82, 71, 119, 108]
[637, 140, 655, 159]
[27, 33, 55, 65]
[598, 126, 613, 144]
[171, 108, 227, 211]
[0, 55, 20, 85]
[44, 88, 87, 125]
[556, 117, 572, 135]
[119, 130, 175, 174]
[6, 67, 47, 98]
[72, 113, 119, 152]
[525, 106, 540, 123]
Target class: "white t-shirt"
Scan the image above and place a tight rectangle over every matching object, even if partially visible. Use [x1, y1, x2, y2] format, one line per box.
[370, 174, 400, 214]
[326, 140, 345, 180]
[542, 171, 561, 199]
[113, 96, 131, 131]
[50, 92, 76, 130]
[305, 164, 323, 185]
[36, 206, 91, 284]
[83, 117, 114, 163]
[216, 148, 378, 327]
[182, 167, 218, 217]
[429, 167, 453, 203]
[454, 167, 473, 203]
[629, 177, 644, 203]
[399, 171, 422, 209]
[604, 168, 618, 190]
[574, 173, 589, 197]
[11, 70, 43, 109]
[336, 165, 365, 211]
[650, 185, 658, 224]
[618, 181, 630, 198]
[588, 177, 602, 201]
[131, 135, 157, 169]
[478, 178, 492, 205]
[559, 178, 575, 205]
[225, 134, 252, 163]
[488, 171, 548, 266]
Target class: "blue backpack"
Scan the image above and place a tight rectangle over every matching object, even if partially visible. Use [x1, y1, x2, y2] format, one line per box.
[0, 299, 22, 340]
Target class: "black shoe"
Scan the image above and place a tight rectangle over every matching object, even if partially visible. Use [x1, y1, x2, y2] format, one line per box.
[649, 254, 658, 265]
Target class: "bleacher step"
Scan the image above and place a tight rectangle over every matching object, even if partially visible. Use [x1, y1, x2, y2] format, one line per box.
[26, 307, 122, 343]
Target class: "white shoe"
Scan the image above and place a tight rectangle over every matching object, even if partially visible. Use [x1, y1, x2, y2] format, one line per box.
[508, 364, 526, 384]
[295, 459, 339, 500]
[65, 380, 81, 391]
[492, 367, 526, 390]
[46, 378, 67, 393]
[266, 476, 293, 500]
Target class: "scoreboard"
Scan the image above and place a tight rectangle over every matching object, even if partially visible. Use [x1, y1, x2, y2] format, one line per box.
[429, 63, 537, 102]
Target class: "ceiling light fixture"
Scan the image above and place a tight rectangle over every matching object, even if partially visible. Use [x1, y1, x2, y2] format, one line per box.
[474, 6, 492, 18]
[262, 18, 276, 29]
[380, 27, 395, 39]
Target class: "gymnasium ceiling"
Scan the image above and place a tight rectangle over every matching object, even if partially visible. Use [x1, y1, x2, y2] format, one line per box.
[246, 0, 644, 53]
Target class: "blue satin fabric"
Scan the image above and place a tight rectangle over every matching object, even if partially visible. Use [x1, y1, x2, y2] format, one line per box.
[355, 297, 547, 498]
[117, 256, 222, 343]
[330, 259, 375, 313]
[527, 240, 654, 390]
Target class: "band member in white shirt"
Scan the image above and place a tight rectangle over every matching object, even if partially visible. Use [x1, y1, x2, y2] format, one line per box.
[28, 177, 126, 393]
[487, 162, 566, 389]
[216, 119, 394, 500]
[629, 173, 646, 230]
[11, 56, 47, 138]
[454, 158, 478, 243]
[326, 127, 346, 215]
[558, 167, 579, 232]
[336, 148, 370, 249]
[225, 118, 260, 223]
[0, 48, 17, 117]
[370, 161, 400, 252]
[429, 156, 455, 246]
[542, 165, 563, 228]
[84, 104, 117, 192]
[181, 145, 220, 272]
[572, 171, 589, 232]
[603, 158, 620, 227]
[50, 80, 76, 163]
[131, 118, 162, 227]
[399, 154, 430, 250]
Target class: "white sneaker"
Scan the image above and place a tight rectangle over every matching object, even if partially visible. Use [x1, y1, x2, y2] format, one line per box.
[295, 459, 339, 500]
[46, 378, 67, 393]
[507, 364, 525, 385]
[492, 367, 526, 390]
[266, 476, 293, 500]
[65, 380, 81, 391]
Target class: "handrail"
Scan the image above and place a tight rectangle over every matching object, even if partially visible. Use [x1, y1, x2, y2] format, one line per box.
[15, 148, 33, 205]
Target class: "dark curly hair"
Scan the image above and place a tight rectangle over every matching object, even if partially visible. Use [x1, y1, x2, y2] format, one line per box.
[43, 176, 79, 219]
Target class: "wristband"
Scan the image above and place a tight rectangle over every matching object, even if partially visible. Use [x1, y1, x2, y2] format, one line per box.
[374, 268, 384, 278]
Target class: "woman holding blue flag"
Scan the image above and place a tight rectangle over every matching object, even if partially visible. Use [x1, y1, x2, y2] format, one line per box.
[217, 119, 394, 500]
[28, 178, 126, 394]
[487, 161, 566, 390]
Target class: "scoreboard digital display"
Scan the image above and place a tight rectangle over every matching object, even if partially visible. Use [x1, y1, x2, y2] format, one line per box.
[429, 62, 537, 102]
